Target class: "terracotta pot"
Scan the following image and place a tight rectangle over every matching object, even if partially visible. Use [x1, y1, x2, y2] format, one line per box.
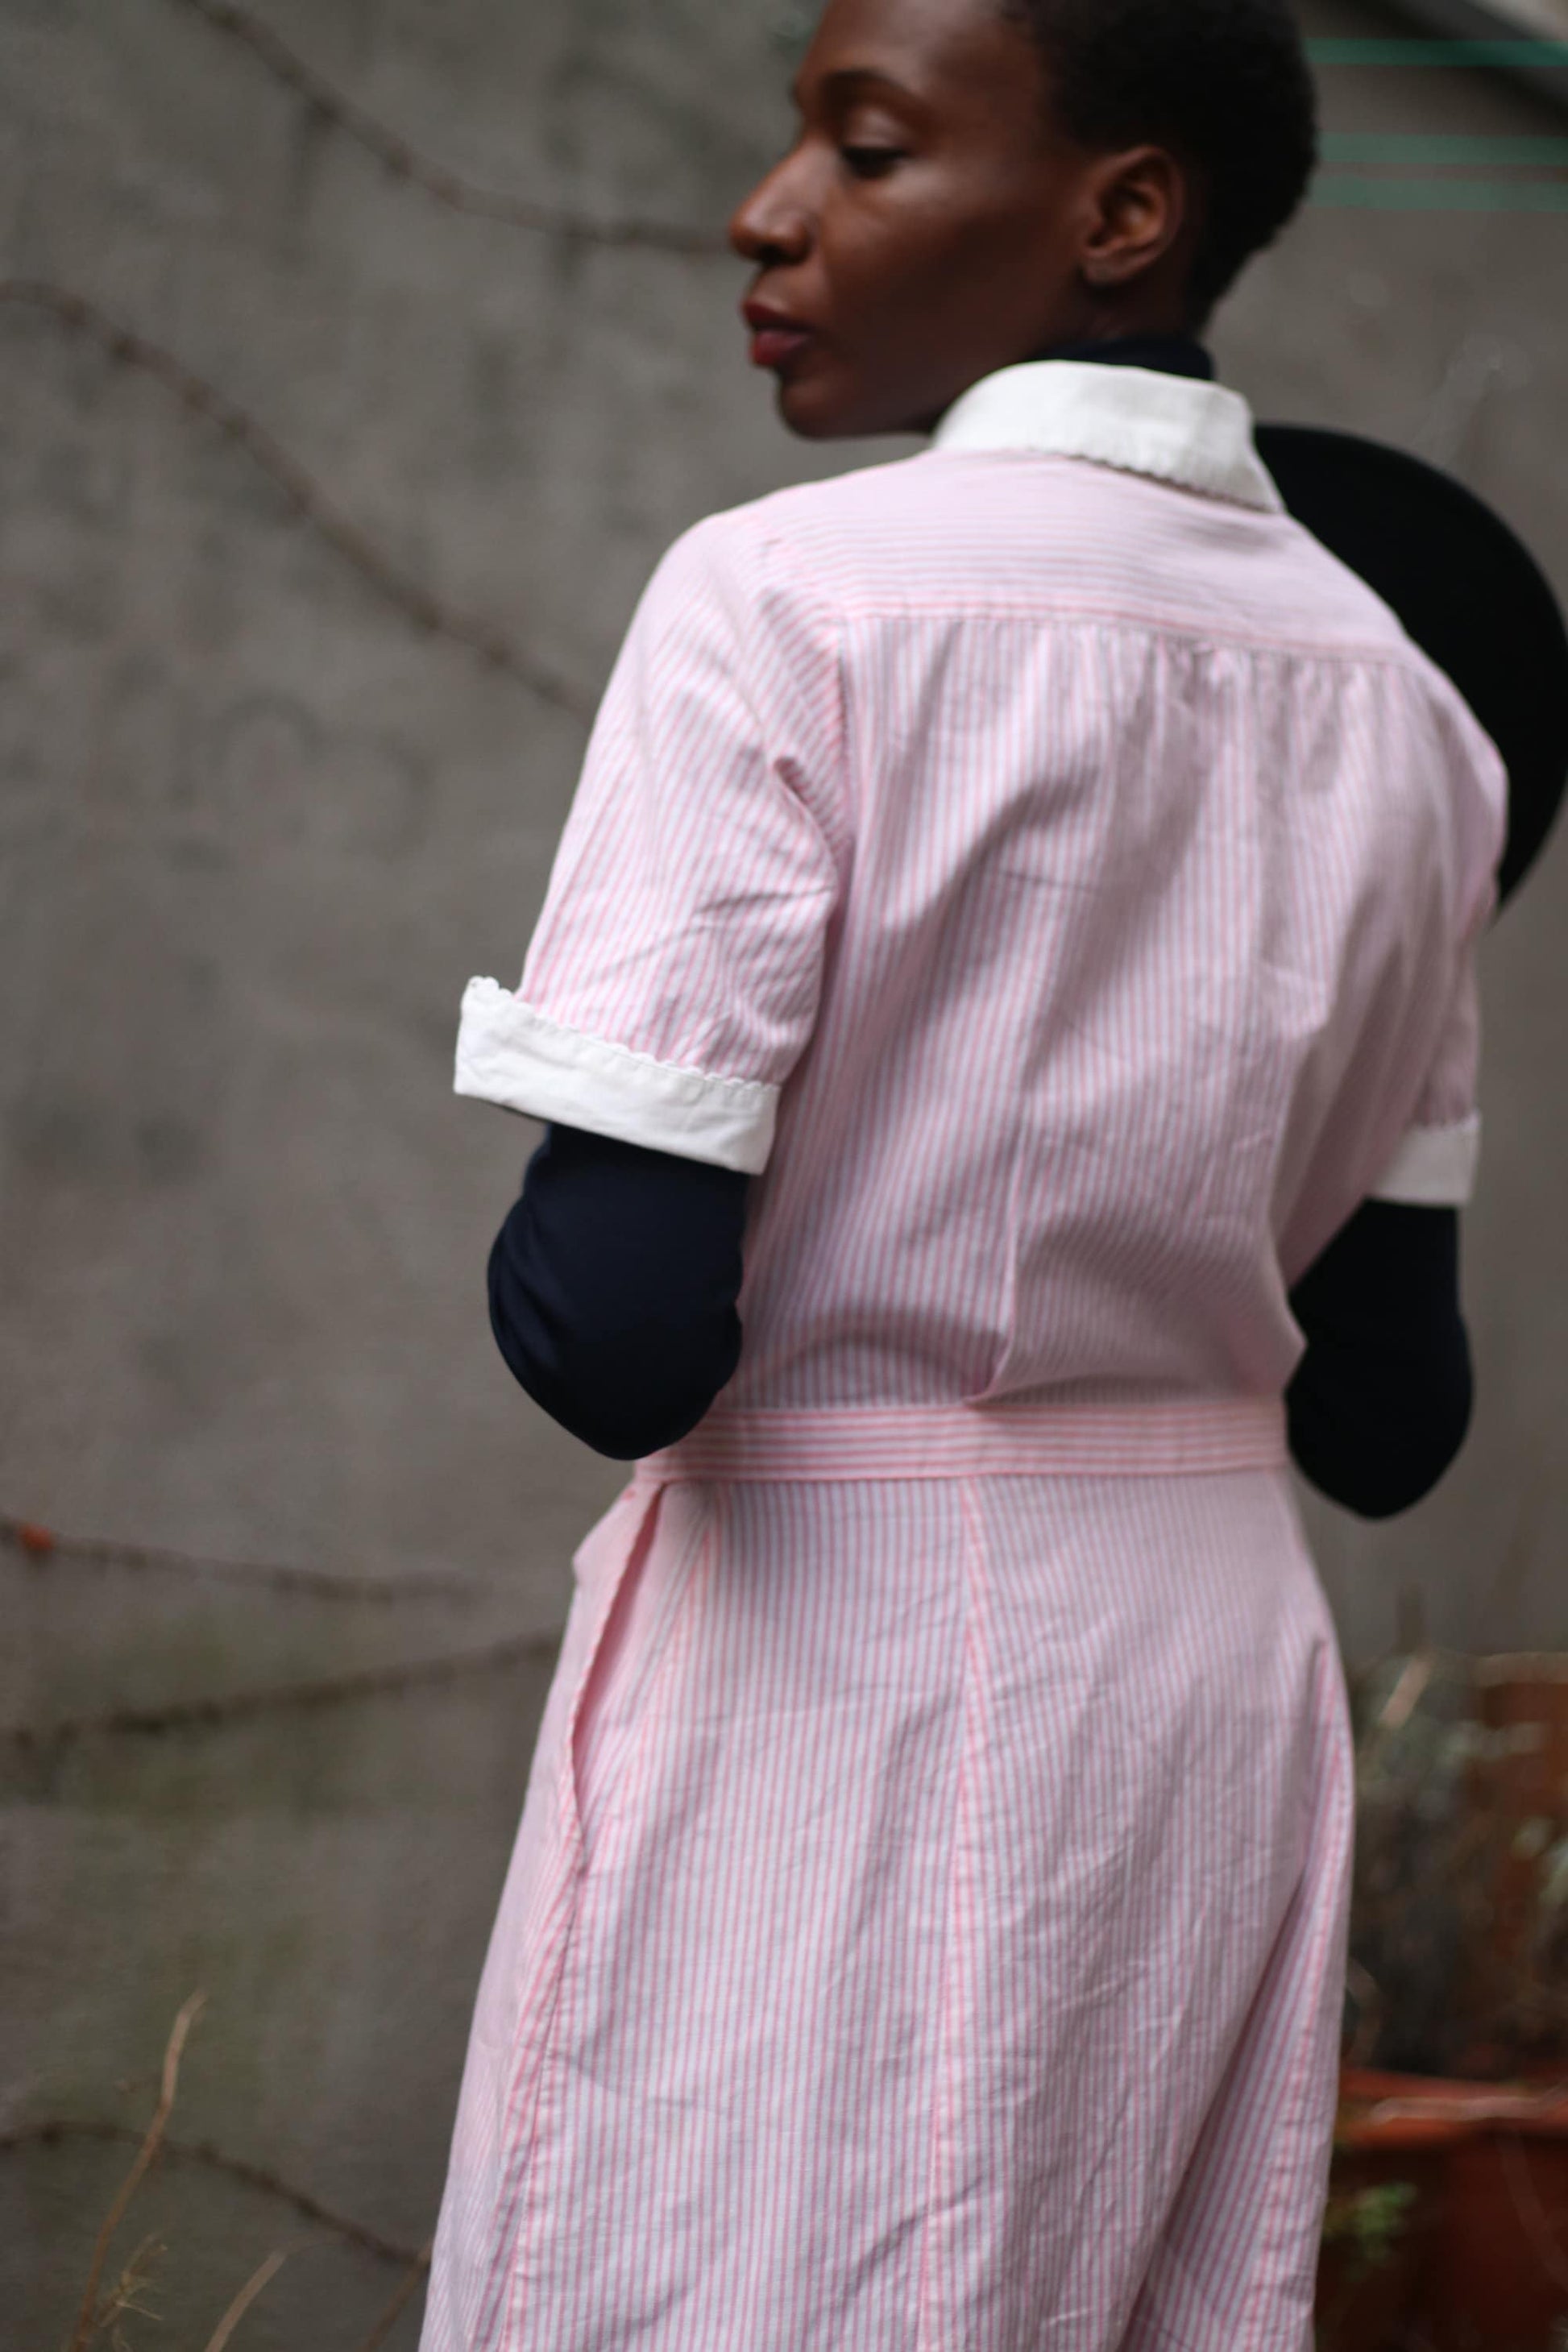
[1331, 2068, 1568, 2351]
[1322, 2072, 1464, 2350]
[1469, 1658, 1568, 2075]
[1317, 2142, 1441, 2350]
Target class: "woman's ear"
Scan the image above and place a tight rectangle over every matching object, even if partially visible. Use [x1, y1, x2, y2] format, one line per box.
[1078, 144, 1190, 292]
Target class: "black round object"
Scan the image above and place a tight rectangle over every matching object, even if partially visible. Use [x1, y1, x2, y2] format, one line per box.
[1254, 423, 1568, 906]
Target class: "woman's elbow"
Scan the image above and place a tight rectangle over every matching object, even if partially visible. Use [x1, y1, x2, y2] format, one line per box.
[1287, 1343, 1474, 1520]
[487, 1238, 741, 1458]
[527, 1326, 743, 1461]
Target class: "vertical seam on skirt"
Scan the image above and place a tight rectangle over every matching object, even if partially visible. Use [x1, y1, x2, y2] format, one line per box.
[472, 1486, 665, 2350]
[492, 1489, 717, 2349]
[913, 1479, 987, 2352]
[472, 1877, 581, 2352]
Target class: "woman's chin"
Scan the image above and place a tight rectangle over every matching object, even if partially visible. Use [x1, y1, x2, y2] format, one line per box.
[772, 371, 897, 443]
[772, 372, 848, 440]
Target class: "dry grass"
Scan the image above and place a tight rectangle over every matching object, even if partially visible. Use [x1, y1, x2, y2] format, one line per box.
[50, 1993, 430, 2352]
[1350, 1649, 1568, 2078]
[351, 2242, 437, 2352]
[77, 2235, 166, 2352]
[24, 1994, 439, 2342]
[198, 2254, 292, 2352]
[66, 1995, 207, 2351]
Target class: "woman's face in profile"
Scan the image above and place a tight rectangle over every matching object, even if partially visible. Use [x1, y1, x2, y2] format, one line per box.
[730, 0, 1188, 441]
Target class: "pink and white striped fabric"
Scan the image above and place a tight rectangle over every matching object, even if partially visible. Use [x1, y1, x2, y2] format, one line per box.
[429, 363, 1506, 2351]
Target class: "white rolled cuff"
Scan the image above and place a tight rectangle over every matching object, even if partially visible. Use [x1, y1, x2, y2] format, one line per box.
[1370, 1114, 1482, 1207]
[453, 979, 778, 1175]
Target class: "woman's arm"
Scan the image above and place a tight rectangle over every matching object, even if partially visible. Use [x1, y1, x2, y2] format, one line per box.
[1286, 1199, 1473, 1518]
[487, 1125, 749, 1461]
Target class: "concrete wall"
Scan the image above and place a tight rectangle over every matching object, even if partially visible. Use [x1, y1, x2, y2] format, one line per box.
[2, 0, 1565, 2338]
[1222, 3, 1568, 1661]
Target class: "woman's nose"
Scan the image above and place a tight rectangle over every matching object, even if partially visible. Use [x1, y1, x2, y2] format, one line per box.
[729, 160, 815, 268]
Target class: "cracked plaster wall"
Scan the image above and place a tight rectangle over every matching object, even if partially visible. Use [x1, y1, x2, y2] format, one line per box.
[2, 0, 1566, 2338]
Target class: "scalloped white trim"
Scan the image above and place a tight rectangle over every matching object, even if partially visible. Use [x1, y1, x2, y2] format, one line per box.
[933, 363, 1284, 514]
[453, 980, 778, 1174]
[1370, 1114, 1483, 1206]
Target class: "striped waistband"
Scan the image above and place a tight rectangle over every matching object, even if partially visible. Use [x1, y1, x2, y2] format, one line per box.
[637, 1399, 1288, 1484]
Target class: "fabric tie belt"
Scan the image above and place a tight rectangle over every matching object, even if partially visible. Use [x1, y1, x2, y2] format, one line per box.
[637, 1398, 1287, 1485]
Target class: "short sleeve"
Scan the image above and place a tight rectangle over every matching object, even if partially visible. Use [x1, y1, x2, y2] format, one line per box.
[1370, 890, 1490, 1209]
[454, 514, 844, 1175]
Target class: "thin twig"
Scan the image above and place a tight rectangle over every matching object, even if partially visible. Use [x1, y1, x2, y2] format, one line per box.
[6, 2120, 423, 2268]
[0, 280, 596, 722]
[165, 0, 727, 253]
[201, 2247, 290, 2352]
[351, 2238, 434, 2352]
[82, 2234, 165, 2347]
[1376, 1649, 1436, 1735]
[5, 1628, 561, 1753]
[2, 1512, 490, 1607]
[67, 1993, 206, 2352]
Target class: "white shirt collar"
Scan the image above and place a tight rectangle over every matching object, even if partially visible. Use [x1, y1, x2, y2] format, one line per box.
[931, 359, 1284, 514]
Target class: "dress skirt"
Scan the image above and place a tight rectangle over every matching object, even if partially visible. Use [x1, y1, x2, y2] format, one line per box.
[421, 1402, 1352, 2352]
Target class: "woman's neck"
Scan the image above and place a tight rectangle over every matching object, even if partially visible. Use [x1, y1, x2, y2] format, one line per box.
[1033, 332, 1214, 381]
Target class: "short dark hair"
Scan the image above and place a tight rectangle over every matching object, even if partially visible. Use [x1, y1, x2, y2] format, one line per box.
[1003, 0, 1318, 320]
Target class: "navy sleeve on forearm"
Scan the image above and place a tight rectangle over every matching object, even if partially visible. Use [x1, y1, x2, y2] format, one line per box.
[1286, 1198, 1473, 1519]
[487, 1125, 749, 1462]
[488, 1135, 1473, 1502]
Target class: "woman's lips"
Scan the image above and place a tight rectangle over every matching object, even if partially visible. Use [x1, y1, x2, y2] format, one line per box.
[749, 326, 815, 369]
[743, 306, 817, 371]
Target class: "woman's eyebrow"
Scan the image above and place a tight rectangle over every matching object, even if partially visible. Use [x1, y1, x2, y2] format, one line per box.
[790, 65, 927, 113]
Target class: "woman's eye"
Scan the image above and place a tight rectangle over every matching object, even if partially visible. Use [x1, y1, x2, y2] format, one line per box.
[840, 144, 904, 180]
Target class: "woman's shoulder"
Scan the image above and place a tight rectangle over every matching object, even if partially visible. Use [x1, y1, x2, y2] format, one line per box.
[656, 452, 960, 617]
[706, 450, 941, 538]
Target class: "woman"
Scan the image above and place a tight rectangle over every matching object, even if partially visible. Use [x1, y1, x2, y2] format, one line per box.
[426, 2, 1504, 2345]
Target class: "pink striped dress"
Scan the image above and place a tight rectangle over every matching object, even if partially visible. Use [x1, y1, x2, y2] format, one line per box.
[428, 361, 1504, 2351]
